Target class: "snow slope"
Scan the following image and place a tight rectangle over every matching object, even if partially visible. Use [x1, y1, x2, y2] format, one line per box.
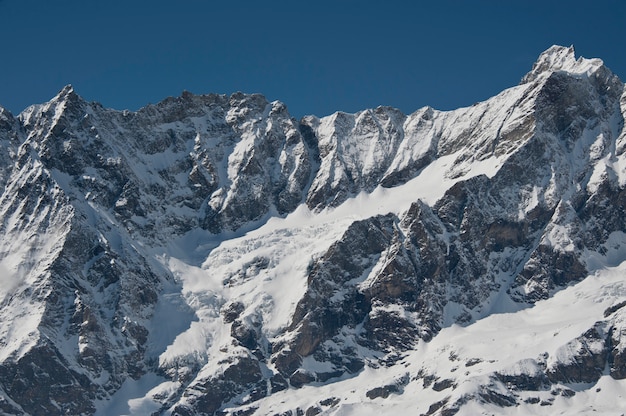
[242, 256, 626, 416]
[0, 45, 625, 416]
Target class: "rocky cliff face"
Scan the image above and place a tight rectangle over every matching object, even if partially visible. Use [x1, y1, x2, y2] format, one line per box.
[0, 45, 625, 415]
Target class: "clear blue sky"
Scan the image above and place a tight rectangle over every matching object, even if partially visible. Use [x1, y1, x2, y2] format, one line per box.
[0, 0, 624, 118]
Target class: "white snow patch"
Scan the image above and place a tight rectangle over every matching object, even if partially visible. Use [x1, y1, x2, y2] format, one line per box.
[94, 373, 169, 416]
[244, 260, 626, 415]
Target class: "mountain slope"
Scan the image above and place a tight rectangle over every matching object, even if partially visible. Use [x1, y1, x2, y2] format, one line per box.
[0, 45, 625, 415]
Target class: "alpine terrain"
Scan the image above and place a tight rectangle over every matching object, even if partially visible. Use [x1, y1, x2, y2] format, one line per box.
[0, 45, 625, 415]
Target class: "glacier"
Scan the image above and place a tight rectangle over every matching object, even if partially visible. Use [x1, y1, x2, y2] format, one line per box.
[0, 45, 625, 415]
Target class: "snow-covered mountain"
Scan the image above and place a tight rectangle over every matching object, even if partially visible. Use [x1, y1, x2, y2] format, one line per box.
[0, 45, 625, 415]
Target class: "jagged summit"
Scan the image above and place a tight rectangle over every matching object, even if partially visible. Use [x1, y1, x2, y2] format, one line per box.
[0, 46, 625, 416]
[57, 83, 75, 96]
[21, 45, 610, 121]
[521, 44, 606, 83]
[48, 84, 83, 108]
[0, 105, 13, 119]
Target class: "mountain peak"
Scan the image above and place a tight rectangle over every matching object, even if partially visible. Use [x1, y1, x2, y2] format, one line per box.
[0, 105, 13, 121]
[60, 83, 74, 94]
[52, 84, 84, 107]
[56, 83, 75, 98]
[1, 47, 626, 416]
[521, 44, 604, 83]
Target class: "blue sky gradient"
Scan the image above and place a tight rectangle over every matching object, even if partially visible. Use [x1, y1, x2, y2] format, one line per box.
[0, 0, 624, 118]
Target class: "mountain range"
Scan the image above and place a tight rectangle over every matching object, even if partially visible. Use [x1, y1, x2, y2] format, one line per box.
[0, 45, 625, 415]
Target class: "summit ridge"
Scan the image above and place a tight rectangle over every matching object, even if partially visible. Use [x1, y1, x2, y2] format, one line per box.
[0, 45, 625, 415]
[521, 44, 605, 83]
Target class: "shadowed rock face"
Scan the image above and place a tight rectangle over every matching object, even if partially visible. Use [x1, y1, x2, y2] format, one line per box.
[0, 343, 96, 416]
[172, 356, 266, 416]
[272, 215, 396, 381]
[0, 46, 625, 415]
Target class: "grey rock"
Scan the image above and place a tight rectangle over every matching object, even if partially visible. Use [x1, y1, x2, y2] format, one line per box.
[0, 46, 626, 415]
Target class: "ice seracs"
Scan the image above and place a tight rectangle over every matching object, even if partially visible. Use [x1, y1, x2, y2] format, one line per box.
[0, 45, 624, 415]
